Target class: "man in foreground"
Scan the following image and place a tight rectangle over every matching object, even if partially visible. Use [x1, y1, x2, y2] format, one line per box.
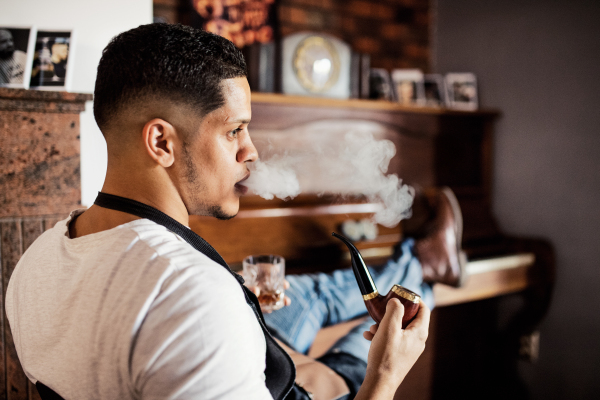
[6, 24, 431, 399]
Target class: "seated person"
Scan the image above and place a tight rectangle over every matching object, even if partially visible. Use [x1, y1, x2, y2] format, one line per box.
[4, 24, 465, 400]
[260, 187, 465, 399]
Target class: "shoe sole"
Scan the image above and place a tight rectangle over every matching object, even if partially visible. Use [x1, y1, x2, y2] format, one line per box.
[440, 187, 468, 287]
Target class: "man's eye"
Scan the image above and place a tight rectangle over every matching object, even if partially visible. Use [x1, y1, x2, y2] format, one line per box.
[228, 128, 242, 138]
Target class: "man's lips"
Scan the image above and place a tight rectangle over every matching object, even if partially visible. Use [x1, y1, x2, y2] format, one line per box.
[235, 173, 250, 195]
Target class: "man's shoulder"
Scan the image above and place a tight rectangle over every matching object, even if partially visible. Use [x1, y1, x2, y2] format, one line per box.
[18, 214, 232, 284]
[118, 219, 242, 293]
[125, 219, 225, 271]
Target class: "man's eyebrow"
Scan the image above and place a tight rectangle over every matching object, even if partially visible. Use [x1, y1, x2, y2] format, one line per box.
[224, 118, 251, 124]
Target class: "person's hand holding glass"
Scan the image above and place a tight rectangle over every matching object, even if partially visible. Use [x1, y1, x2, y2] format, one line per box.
[242, 255, 291, 313]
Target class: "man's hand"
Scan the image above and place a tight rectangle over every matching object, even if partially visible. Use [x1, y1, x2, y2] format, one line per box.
[244, 278, 292, 313]
[356, 298, 431, 400]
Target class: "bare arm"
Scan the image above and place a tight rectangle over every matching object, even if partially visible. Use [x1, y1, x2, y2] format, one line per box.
[354, 298, 431, 400]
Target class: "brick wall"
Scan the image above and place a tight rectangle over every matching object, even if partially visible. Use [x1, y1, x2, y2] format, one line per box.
[278, 0, 430, 71]
[153, 0, 431, 72]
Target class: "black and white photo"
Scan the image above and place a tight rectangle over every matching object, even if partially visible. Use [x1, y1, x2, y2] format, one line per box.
[368, 68, 394, 101]
[0, 26, 36, 89]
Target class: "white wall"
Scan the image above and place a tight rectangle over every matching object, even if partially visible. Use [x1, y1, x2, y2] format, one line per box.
[0, 0, 153, 206]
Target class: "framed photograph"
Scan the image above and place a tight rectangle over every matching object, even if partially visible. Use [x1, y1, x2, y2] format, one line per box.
[445, 73, 478, 111]
[29, 30, 75, 91]
[391, 69, 425, 106]
[423, 74, 447, 107]
[368, 68, 394, 101]
[0, 26, 37, 89]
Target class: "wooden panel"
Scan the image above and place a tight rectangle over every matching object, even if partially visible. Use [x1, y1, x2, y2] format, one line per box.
[0, 223, 7, 399]
[191, 202, 401, 272]
[28, 381, 41, 400]
[1, 221, 28, 399]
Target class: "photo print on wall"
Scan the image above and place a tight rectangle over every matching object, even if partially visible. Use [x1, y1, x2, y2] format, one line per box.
[29, 30, 75, 91]
[0, 26, 36, 89]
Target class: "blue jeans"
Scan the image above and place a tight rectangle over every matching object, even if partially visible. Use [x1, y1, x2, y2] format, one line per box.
[264, 239, 434, 364]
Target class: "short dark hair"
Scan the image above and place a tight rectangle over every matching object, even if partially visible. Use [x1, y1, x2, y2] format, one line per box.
[93, 23, 247, 132]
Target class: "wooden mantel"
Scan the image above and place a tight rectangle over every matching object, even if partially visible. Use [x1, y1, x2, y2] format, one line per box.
[0, 87, 92, 114]
[251, 92, 500, 116]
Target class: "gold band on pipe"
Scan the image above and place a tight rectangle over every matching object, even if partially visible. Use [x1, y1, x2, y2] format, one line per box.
[362, 291, 379, 301]
[391, 285, 420, 303]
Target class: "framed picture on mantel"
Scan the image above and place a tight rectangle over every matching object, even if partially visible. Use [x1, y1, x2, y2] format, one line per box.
[0, 26, 36, 89]
[391, 69, 426, 106]
[29, 29, 75, 91]
[445, 72, 478, 111]
[423, 74, 447, 107]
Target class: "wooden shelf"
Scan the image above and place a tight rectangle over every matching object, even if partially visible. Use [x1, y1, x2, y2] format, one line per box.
[251, 92, 500, 117]
[0, 87, 93, 113]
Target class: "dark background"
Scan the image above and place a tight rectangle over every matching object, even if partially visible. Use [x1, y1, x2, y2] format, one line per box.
[435, 0, 600, 397]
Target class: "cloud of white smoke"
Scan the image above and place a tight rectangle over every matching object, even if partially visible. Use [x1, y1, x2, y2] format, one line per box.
[244, 122, 414, 228]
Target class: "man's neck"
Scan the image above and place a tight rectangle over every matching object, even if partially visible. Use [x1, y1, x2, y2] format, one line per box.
[101, 163, 191, 225]
[68, 204, 140, 239]
[70, 183, 190, 239]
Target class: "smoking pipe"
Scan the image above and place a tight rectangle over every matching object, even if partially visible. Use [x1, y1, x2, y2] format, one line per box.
[332, 232, 420, 328]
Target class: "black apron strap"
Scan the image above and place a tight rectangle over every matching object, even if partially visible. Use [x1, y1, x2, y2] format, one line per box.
[94, 193, 231, 271]
[94, 192, 296, 400]
[36, 382, 64, 400]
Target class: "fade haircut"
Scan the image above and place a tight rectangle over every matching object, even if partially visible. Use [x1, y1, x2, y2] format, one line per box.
[93, 23, 247, 133]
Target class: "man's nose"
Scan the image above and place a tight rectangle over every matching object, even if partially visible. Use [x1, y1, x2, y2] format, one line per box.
[237, 132, 258, 163]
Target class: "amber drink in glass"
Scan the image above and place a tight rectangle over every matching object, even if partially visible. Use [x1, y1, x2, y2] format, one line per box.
[243, 255, 285, 312]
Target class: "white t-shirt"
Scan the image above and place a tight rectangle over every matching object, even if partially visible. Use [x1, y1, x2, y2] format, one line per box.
[5, 210, 273, 400]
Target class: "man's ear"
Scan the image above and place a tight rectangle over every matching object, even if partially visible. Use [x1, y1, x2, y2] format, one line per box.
[142, 118, 177, 168]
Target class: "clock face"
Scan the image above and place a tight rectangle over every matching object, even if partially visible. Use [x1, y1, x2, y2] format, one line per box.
[292, 36, 341, 93]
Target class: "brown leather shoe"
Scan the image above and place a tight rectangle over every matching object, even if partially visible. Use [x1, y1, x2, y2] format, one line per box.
[413, 187, 467, 287]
